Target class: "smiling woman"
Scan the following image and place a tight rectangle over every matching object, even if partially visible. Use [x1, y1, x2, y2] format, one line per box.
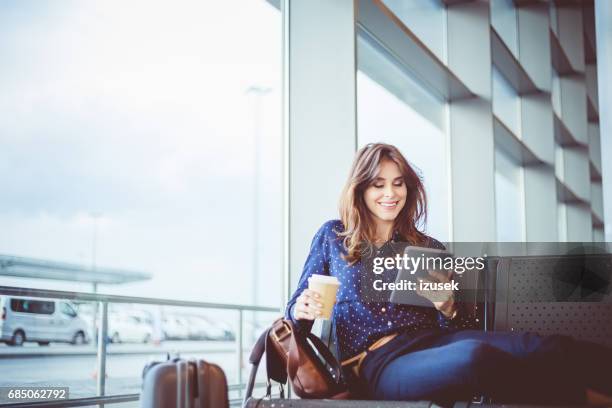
[338, 143, 429, 265]
[285, 142, 612, 405]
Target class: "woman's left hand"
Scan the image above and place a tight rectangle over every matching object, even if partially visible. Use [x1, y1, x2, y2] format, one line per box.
[415, 269, 457, 318]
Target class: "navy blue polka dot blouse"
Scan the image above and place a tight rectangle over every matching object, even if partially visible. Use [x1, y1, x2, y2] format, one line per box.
[285, 220, 477, 361]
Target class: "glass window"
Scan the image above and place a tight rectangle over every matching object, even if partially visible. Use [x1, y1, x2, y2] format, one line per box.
[492, 66, 520, 136]
[552, 70, 562, 115]
[557, 202, 568, 242]
[555, 143, 564, 180]
[357, 40, 450, 241]
[490, 0, 518, 56]
[0, 0, 280, 401]
[382, 0, 446, 63]
[495, 148, 525, 241]
[11, 298, 55, 315]
[358, 34, 445, 128]
[0, 0, 281, 306]
[60, 302, 77, 317]
[550, 2, 559, 36]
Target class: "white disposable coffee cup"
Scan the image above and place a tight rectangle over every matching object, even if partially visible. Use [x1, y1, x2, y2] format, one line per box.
[307, 275, 340, 320]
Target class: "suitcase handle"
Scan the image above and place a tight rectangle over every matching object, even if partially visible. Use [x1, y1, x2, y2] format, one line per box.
[177, 360, 192, 408]
[197, 359, 206, 407]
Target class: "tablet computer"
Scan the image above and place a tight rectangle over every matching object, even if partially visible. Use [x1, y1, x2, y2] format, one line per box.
[388, 246, 454, 307]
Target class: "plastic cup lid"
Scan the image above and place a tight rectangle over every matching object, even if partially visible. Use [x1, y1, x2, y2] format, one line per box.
[308, 274, 339, 285]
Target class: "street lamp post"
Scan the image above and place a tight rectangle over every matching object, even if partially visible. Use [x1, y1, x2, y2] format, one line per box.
[89, 212, 102, 347]
[91, 212, 102, 275]
[245, 86, 271, 348]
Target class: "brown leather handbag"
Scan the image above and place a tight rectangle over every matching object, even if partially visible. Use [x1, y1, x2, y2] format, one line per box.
[244, 317, 349, 402]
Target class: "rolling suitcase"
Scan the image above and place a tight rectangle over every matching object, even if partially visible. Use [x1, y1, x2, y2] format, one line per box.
[141, 355, 229, 408]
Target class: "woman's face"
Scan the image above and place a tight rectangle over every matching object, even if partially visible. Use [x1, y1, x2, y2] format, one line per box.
[363, 158, 407, 225]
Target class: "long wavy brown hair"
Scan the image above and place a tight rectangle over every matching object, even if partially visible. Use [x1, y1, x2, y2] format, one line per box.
[338, 143, 428, 264]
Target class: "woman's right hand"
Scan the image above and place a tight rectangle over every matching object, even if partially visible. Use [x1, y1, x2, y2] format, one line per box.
[294, 288, 323, 320]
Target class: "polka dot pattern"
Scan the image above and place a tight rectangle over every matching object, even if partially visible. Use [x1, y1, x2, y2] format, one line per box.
[285, 220, 477, 361]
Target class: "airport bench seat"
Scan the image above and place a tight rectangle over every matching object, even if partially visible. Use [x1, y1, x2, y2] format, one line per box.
[243, 256, 602, 408]
[244, 401, 583, 408]
[244, 399, 438, 407]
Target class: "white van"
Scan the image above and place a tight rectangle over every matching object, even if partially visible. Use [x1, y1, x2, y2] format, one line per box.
[0, 296, 89, 346]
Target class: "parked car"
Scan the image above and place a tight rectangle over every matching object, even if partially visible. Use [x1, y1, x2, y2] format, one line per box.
[161, 316, 191, 340]
[201, 317, 235, 341]
[107, 312, 154, 344]
[0, 296, 89, 346]
[184, 316, 231, 341]
[216, 321, 235, 341]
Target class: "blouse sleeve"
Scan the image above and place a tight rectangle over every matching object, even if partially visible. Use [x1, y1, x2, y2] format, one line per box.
[434, 266, 480, 330]
[437, 302, 479, 330]
[284, 222, 332, 334]
[427, 237, 479, 330]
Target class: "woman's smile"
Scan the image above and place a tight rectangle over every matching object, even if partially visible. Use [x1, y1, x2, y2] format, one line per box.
[364, 159, 407, 223]
[378, 201, 399, 209]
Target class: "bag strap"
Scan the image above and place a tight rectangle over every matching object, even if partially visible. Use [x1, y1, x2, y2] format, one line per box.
[248, 329, 268, 365]
[305, 332, 343, 381]
[244, 328, 268, 401]
[245, 323, 288, 400]
[243, 356, 261, 403]
[265, 327, 288, 384]
[286, 321, 343, 387]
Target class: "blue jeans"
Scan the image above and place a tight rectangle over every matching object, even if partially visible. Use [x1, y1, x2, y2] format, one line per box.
[359, 329, 612, 404]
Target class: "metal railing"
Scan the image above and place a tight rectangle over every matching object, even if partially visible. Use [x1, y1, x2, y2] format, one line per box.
[0, 285, 280, 407]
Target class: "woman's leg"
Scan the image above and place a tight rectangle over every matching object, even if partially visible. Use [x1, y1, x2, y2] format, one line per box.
[428, 330, 612, 397]
[367, 338, 583, 404]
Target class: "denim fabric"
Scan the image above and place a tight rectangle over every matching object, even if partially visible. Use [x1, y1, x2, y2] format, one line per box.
[360, 328, 612, 405]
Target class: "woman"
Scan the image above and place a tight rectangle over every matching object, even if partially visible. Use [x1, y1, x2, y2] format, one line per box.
[285, 143, 612, 406]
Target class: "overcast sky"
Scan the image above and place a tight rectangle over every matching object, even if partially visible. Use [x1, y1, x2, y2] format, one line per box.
[0, 0, 283, 307]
